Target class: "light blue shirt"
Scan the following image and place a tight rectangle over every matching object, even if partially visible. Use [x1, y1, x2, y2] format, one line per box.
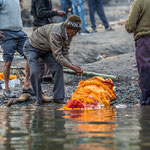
[0, 0, 23, 31]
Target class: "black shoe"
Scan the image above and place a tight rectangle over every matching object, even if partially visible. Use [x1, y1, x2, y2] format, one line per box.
[23, 88, 35, 96]
[53, 99, 67, 104]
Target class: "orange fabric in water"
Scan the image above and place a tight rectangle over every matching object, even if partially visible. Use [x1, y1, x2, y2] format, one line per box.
[0, 73, 17, 80]
[61, 76, 116, 110]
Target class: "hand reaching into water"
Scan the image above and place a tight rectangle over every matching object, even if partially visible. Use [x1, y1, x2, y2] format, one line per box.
[71, 64, 83, 74]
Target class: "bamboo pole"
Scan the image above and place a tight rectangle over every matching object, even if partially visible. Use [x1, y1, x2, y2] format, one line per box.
[10, 66, 118, 80]
[63, 69, 118, 80]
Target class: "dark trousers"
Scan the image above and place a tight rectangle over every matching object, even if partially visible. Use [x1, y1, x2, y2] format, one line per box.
[87, 0, 109, 29]
[136, 36, 150, 105]
[33, 26, 51, 80]
[59, 0, 72, 21]
[24, 40, 65, 104]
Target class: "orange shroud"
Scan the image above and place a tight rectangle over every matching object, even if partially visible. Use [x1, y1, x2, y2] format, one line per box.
[0, 73, 17, 80]
[61, 76, 116, 110]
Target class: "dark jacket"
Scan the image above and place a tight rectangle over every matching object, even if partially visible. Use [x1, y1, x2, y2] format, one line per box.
[31, 0, 58, 27]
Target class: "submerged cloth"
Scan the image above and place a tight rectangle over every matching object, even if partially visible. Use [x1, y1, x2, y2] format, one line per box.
[135, 36, 150, 105]
[61, 76, 116, 110]
[0, 0, 22, 31]
[29, 22, 72, 69]
[125, 0, 150, 41]
[31, 0, 58, 27]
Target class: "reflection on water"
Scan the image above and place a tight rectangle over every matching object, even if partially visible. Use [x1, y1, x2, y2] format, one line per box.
[0, 106, 150, 150]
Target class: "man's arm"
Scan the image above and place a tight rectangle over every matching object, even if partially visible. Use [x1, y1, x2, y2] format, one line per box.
[125, 0, 142, 33]
[50, 33, 73, 68]
[34, 0, 65, 19]
[49, 33, 83, 73]
[63, 38, 72, 63]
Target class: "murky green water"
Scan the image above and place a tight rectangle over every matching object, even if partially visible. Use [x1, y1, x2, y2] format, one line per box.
[0, 105, 150, 150]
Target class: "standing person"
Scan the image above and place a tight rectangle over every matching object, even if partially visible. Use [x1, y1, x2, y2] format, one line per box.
[0, 0, 33, 98]
[125, 0, 150, 105]
[31, 0, 66, 31]
[87, 0, 113, 32]
[59, 0, 72, 21]
[71, 0, 90, 35]
[31, 0, 66, 84]
[23, 15, 83, 105]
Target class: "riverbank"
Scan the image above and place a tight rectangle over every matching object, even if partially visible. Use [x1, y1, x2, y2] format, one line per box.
[0, 0, 140, 107]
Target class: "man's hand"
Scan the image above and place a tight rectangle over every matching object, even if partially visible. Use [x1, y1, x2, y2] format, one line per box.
[0, 31, 3, 38]
[57, 10, 66, 17]
[71, 64, 83, 74]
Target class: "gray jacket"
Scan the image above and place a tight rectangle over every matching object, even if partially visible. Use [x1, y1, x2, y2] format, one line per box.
[29, 23, 73, 68]
[0, 0, 22, 31]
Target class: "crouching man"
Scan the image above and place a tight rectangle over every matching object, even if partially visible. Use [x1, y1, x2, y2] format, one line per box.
[24, 15, 83, 105]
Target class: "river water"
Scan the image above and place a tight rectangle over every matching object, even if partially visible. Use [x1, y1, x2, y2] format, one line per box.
[0, 105, 150, 150]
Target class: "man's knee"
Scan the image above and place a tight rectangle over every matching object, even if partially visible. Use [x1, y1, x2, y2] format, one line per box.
[4, 61, 12, 68]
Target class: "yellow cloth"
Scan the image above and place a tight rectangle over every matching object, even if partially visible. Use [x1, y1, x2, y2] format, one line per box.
[0, 73, 17, 80]
[61, 76, 116, 110]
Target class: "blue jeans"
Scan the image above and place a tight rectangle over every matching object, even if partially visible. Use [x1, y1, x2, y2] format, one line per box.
[59, 0, 72, 21]
[0, 30, 28, 62]
[87, 0, 109, 29]
[71, 0, 86, 31]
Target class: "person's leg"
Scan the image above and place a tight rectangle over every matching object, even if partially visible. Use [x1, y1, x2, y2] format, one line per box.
[72, 0, 79, 16]
[65, 0, 73, 20]
[3, 61, 12, 91]
[23, 40, 43, 104]
[32, 26, 50, 82]
[95, 0, 109, 29]
[60, 0, 70, 21]
[87, 0, 96, 30]
[77, 0, 86, 31]
[23, 60, 30, 90]
[136, 37, 150, 105]
[17, 31, 32, 91]
[44, 52, 65, 101]
[68, 0, 72, 12]
[1, 34, 16, 97]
